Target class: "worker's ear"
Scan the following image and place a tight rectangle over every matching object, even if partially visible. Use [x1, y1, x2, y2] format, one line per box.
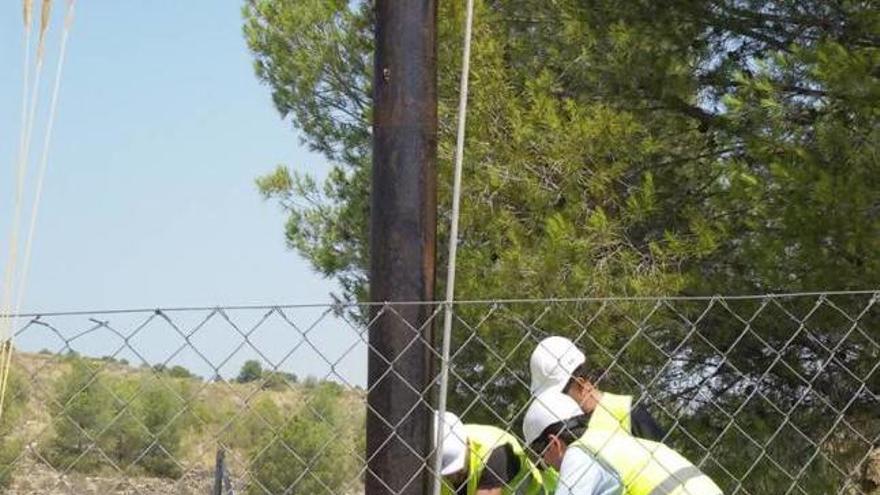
[543, 434, 566, 469]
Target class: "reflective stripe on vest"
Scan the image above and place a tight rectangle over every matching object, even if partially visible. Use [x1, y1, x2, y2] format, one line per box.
[441, 424, 545, 495]
[646, 466, 705, 495]
[588, 392, 633, 433]
[571, 429, 723, 495]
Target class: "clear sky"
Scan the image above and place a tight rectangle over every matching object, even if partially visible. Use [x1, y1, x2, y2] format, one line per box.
[0, 2, 367, 385]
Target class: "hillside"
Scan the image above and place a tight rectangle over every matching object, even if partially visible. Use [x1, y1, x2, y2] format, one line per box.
[0, 352, 367, 494]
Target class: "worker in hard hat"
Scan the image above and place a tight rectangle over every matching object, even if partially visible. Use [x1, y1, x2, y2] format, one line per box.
[530, 336, 666, 492]
[523, 391, 723, 495]
[530, 336, 665, 441]
[436, 411, 545, 495]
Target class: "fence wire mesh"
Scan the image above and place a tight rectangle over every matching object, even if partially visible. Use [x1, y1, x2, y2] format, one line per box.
[0, 291, 877, 494]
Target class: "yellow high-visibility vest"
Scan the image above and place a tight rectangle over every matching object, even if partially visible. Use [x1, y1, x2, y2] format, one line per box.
[571, 429, 723, 495]
[540, 466, 559, 495]
[441, 424, 545, 495]
[589, 392, 633, 433]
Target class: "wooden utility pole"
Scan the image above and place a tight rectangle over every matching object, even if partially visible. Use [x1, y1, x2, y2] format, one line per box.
[367, 1, 438, 494]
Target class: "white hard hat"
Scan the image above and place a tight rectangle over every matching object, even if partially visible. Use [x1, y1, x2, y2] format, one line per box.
[529, 336, 586, 397]
[523, 391, 584, 446]
[435, 411, 468, 476]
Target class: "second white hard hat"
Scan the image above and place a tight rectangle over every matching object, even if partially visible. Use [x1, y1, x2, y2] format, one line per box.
[522, 391, 584, 446]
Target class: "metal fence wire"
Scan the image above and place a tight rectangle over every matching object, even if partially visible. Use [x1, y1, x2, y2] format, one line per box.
[0, 291, 878, 494]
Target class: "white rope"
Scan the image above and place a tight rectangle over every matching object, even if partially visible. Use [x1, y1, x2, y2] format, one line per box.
[0, 0, 74, 424]
[0, 0, 36, 425]
[1, 2, 36, 344]
[15, 0, 76, 319]
[432, 0, 476, 493]
[2, 0, 52, 330]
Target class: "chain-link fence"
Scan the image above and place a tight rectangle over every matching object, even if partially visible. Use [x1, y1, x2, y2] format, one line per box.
[0, 291, 878, 494]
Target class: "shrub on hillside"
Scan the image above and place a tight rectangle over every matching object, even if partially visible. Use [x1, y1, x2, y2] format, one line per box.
[246, 383, 361, 494]
[225, 396, 283, 451]
[45, 358, 114, 472]
[261, 371, 297, 391]
[0, 368, 28, 489]
[104, 375, 188, 478]
[236, 360, 263, 384]
[151, 364, 197, 380]
[46, 359, 187, 478]
[167, 365, 197, 379]
[235, 361, 298, 389]
[136, 379, 186, 478]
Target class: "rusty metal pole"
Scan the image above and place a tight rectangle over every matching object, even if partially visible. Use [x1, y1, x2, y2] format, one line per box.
[368, 1, 438, 494]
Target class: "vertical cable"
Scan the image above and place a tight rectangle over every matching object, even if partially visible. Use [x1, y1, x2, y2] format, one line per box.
[432, 0, 475, 493]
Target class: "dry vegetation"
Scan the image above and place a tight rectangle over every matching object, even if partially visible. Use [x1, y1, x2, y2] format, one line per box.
[0, 352, 366, 494]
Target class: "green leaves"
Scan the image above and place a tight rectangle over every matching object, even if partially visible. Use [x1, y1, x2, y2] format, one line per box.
[246, 382, 362, 495]
[255, 165, 293, 200]
[245, 3, 880, 488]
[44, 358, 188, 478]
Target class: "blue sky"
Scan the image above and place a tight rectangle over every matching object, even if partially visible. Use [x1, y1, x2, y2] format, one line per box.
[0, 2, 367, 384]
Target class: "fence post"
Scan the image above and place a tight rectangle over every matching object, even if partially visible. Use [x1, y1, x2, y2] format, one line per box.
[213, 448, 224, 495]
[368, 1, 438, 494]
